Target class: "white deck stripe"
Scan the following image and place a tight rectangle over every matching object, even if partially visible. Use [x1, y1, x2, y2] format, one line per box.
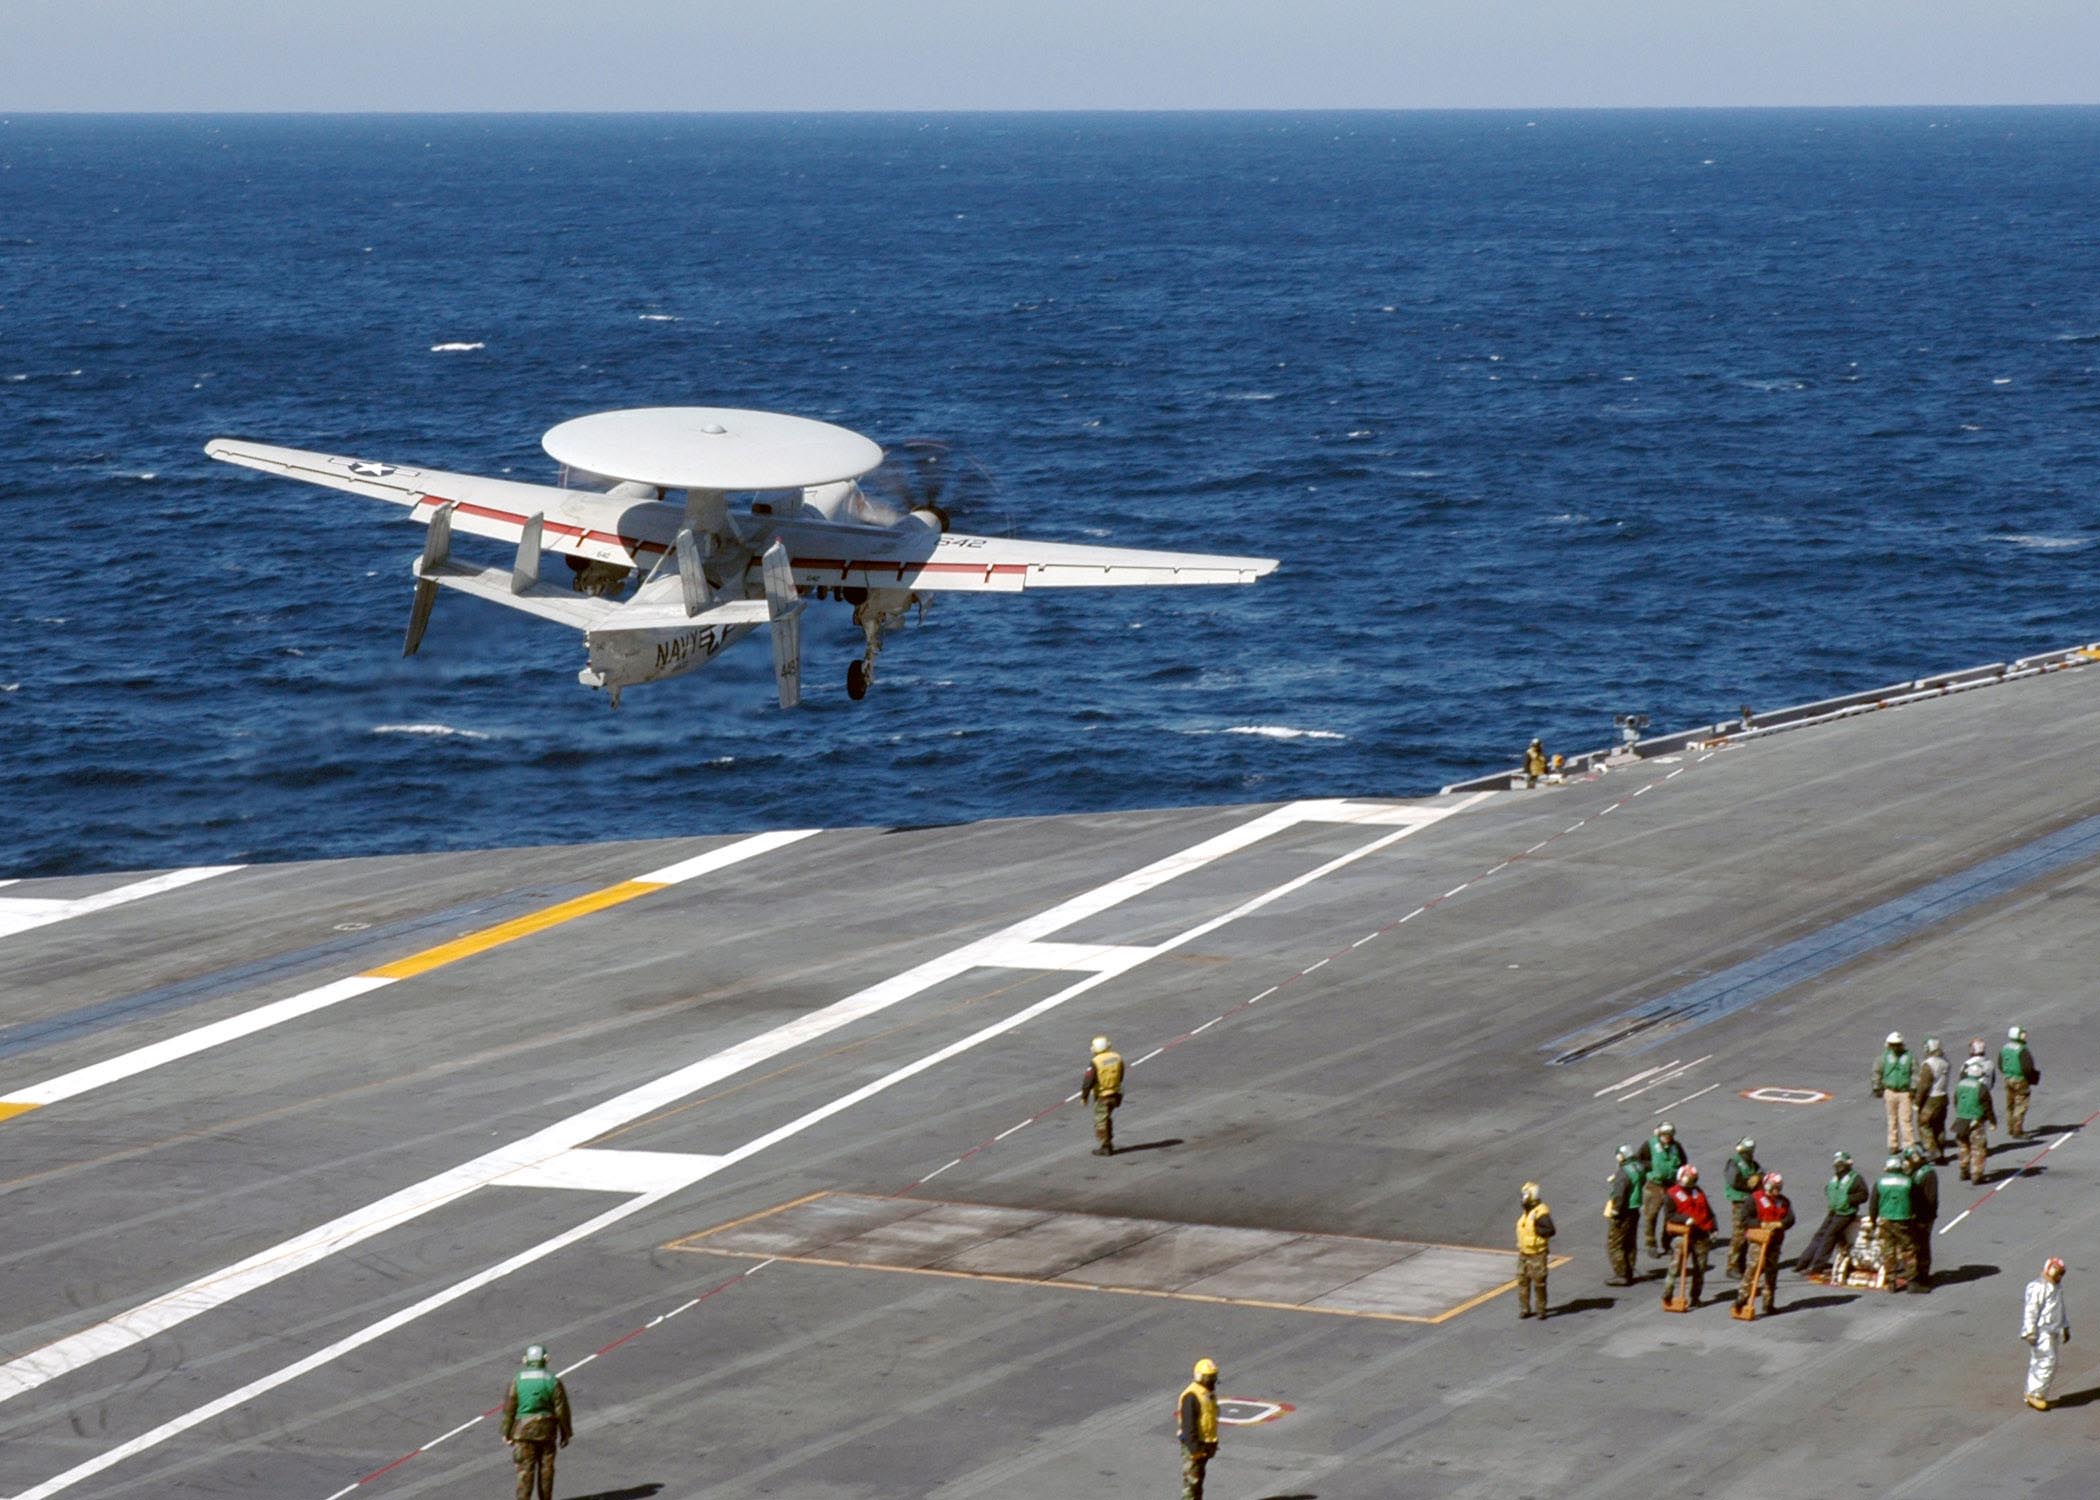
[0, 866, 242, 941]
[1, 795, 1490, 1493]
[0, 832, 812, 1110]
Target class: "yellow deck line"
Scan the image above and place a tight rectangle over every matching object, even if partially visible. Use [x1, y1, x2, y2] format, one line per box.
[0, 1102, 42, 1123]
[363, 880, 667, 980]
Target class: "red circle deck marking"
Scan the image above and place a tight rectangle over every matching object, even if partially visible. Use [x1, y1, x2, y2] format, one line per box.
[1217, 1398, 1294, 1426]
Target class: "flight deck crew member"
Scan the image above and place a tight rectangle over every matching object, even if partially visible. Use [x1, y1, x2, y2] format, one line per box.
[1795, 1152, 1870, 1277]
[1874, 1155, 1918, 1289]
[1968, 1037, 1998, 1093]
[1524, 738, 1548, 787]
[1516, 1181, 1556, 1319]
[1662, 1164, 1717, 1307]
[1871, 1031, 1919, 1152]
[1179, 1357, 1220, 1500]
[1953, 1057, 1997, 1183]
[1081, 1035, 1124, 1156]
[500, 1345, 572, 1500]
[1904, 1144, 1939, 1285]
[2001, 1027, 2039, 1138]
[1637, 1121, 1687, 1260]
[1734, 1171, 1795, 1315]
[1604, 1144, 1644, 1285]
[2021, 1258, 2070, 1410]
[1722, 1137, 1763, 1279]
[1917, 1037, 1951, 1162]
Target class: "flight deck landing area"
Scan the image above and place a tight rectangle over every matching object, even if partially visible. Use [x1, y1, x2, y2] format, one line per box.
[0, 657, 2098, 1498]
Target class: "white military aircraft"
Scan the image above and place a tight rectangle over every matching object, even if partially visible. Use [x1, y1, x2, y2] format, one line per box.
[206, 408, 1278, 707]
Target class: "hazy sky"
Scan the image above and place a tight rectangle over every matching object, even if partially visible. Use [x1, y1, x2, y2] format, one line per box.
[6, 1, 2097, 111]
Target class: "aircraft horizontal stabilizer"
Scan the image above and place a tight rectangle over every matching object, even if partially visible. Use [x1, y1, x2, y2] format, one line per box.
[407, 558, 618, 630]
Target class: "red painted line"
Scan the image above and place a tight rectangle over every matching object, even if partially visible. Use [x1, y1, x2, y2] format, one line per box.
[1945, 1106, 2100, 1224]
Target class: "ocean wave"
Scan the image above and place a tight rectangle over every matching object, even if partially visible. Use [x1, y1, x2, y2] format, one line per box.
[1221, 391, 1278, 401]
[2052, 331, 2100, 344]
[429, 341, 485, 353]
[1992, 533, 2089, 551]
[1185, 724, 1348, 741]
[638, 314, 679, 322]
[372, 722, 492, 739]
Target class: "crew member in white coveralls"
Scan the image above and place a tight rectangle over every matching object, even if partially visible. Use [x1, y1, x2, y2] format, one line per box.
[2021, 1257, 2070, 1411]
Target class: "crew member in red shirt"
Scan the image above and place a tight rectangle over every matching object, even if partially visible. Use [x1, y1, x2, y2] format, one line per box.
[1663, 1163, 1718, 1307]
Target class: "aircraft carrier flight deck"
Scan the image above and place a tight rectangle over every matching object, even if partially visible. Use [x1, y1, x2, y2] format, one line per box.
[4, 649, 2099, 1499]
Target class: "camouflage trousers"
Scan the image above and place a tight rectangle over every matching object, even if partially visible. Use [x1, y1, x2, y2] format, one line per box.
[1878, 1220, 1917, 1285]
[1955, 1118, 1990, 1181]
[1606, 1211, 1639, 1282]
[1918, 1095, 1948, 1157]
[1640, 1182, 1668, 1256]
[1734, 1233, 1783, 1312]
[1516, 1251, 1549, 1315]
[1092, 1095, 1119, 1149]
[1181, 1443, 1215, 1500]
[512, 1438, 557, 1500]
[2006, 1079, 2030, 1136]
[1664, 1231, 1710, 1305]
[1726, 1197, 1755, 1277]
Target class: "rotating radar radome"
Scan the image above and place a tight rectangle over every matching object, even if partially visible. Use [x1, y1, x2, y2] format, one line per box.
[541, 407, 884, 492]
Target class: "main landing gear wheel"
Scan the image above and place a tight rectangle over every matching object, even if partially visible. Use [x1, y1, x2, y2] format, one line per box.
[846, 659, 869, 701]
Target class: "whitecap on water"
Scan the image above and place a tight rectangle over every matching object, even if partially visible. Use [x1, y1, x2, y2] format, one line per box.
[429, 342, 485, 353]
[0, 683, 18, 693]
[1991, 377, 2012, 385]
[1992, 533, 2089, 551]
[638, 314, 679, 322]
[372, 722, 491, 739]
[1186, 724, 1347, 741]
[1221, 391, 1279, 401]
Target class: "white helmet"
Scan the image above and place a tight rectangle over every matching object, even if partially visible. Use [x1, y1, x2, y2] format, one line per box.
[1885, 1031, 1904, 1046]
[1091, 1035, 1110, 1053]
[2009, 1025, 2026, 1041]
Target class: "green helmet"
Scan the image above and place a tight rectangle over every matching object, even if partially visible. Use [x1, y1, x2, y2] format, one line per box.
[523, 1344, 548, 1368]
[1615, 1143, 1634, 1161]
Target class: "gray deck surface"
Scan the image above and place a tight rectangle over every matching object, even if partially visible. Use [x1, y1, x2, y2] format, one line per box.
[1, 659, 2099, 1498]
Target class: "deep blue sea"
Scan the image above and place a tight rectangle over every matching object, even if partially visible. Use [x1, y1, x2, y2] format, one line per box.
[4, 111, 2098, 877]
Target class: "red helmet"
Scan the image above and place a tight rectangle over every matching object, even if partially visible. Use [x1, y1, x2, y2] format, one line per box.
[2045, 1257, 2067, 1279]
[1676, 1164, 1699, 1186]
[1762, 1171, 1783, 1191]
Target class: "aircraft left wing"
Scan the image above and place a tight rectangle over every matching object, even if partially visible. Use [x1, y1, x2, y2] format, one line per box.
[772, 520, 1277, 594]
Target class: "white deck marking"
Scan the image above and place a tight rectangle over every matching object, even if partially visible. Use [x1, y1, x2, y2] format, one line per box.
[973, 939, 1157, 972]
[0, 866, 242, 941]
[1621, 1056, 1712, 1100]
[1939, 1209, 1970, 1234]
[1651, 1082, 1720, 1114]
[993, 1120, 1031, 1140]
[1595, 1063, 1671, 1097]
[1350, 933, 1378, 948]
[0, 831, 815, 1111]
[1132, 1047, 1165, 1065]
[489, 1148, 723, 1194]
[1302, 958, 1329, 974]
[1, 795, 1492, 1493]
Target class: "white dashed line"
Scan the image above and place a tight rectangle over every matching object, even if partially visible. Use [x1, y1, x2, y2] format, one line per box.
[1665, 768, 1685, 780]
[1441, 884, 1469, 900]
[1248, 988, 1278, 1003]
[1302, 958, 1330, 974]
[1632, 785, 1651, 797]
[921, 1159, 963, 1182]
[1350, 934, 1378, 948]
[1939, 1210, 1970, 1235]
[1191, 1018, 1220, 1035]
[1525, 841, 1552, 855]
[420, 1418, 481, 1451]
[994, 1120, 1031, 1141]
[1133, 1048, 1164, 1066]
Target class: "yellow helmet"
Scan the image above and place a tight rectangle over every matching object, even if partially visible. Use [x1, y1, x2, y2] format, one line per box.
[1192, 1357, 1218, 1379]
[1091, 1035, 1110, 1053]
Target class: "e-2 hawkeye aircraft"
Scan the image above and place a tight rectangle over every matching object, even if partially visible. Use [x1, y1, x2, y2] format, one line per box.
[206, 407, 1278, 707]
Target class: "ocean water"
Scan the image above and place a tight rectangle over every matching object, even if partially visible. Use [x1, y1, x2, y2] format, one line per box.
[3, 110, 2097, 877]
